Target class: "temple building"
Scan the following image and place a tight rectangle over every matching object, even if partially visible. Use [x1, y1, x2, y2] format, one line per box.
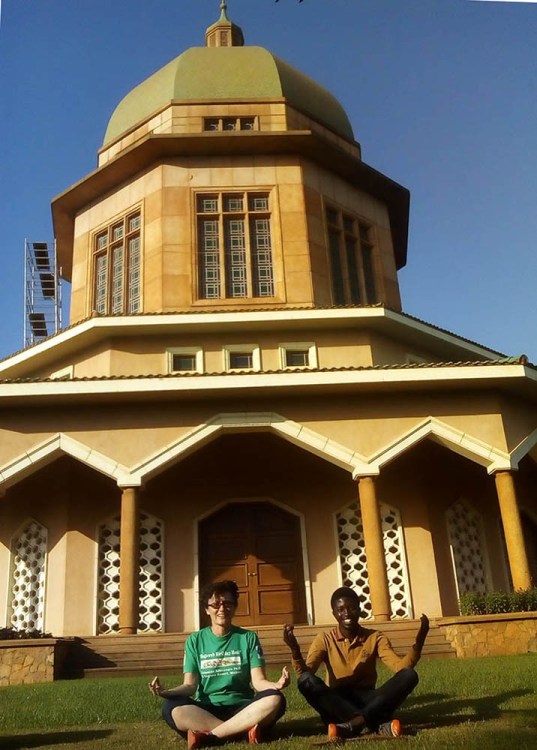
[1, 4, 536, 640]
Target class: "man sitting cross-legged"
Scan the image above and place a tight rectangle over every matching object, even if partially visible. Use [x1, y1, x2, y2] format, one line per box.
[283, 586, 429, 741]
[150, 580, 289, 748]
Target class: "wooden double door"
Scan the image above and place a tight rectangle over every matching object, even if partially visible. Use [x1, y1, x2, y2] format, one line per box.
[199, 502, 307, 626]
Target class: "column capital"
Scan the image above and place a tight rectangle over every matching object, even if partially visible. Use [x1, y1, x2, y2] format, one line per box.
[352, 468, 380, 481]
[117, 478, 143, 489]
[490, 467, 519, 477]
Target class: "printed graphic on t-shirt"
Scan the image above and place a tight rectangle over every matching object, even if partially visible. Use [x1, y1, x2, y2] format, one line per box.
[200, 650, 243, 677]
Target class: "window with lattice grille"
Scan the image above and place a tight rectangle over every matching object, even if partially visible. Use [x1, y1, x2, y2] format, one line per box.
[97, 512, 164, 634]
[197, 192, 274, 299]
[93, 210, 142, 315]
[446, 501, 490, 598]
[9, 520, 48, 631]
[336, 501, 413, 619]
[326, 207, 377, 306]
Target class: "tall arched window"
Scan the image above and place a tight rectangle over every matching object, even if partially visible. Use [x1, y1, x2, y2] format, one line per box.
[97, 512, 164, 634]
[446, 500, 489, 597]
[336, 501, 413, 619]
[9, 519, 48, 631]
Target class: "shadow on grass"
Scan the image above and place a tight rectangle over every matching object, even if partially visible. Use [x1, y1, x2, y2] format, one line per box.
[404, 688, 533, 729]
[273, 689, 534, 740]
[0, 729, 113, 749]
[271, 717, 326, 739]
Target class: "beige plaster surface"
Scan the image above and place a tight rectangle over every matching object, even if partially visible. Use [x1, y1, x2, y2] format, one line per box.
[3, 426, 532, 635]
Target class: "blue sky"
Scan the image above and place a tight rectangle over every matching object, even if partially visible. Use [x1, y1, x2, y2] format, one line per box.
[0, 0, 536, 362]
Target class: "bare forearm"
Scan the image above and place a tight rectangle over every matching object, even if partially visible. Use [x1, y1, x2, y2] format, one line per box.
[158, 683, 196, 699]
[252, 677, 281, 691]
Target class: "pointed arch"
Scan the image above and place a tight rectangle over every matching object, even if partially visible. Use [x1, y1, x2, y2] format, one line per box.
[359, 416, 514, 476]
[510, 427, 537, 467]
[128, 412, 371, 485]
[0, 433, 131, 491]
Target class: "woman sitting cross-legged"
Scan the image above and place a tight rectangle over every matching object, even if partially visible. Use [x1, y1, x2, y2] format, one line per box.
[149, 580, 289, 748]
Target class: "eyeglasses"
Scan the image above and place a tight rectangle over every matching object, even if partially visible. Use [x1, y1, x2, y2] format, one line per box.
[207, 600, 236, 611]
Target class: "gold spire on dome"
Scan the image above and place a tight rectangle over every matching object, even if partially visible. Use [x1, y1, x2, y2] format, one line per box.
[205, 1, 244, 47]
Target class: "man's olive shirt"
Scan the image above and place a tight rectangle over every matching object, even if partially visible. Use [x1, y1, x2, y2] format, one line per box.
[292, 626, 421, 690]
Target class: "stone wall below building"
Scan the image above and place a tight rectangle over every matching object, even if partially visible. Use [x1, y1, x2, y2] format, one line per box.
[437, 612, 537, 658]
[0, 639, 68, 686]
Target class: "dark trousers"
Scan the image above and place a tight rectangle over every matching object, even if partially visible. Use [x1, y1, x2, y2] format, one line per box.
[298, 668, 418, 731]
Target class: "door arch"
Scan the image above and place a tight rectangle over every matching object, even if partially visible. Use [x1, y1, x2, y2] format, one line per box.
[198, 501, 307, 626]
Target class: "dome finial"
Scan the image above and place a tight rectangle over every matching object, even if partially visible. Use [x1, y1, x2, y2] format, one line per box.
[206, 0, 244, 47]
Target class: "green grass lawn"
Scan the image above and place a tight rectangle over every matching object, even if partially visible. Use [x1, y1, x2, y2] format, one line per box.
[0, 655, 536, 749]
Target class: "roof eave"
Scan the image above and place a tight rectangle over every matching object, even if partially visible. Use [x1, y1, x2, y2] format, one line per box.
[0, 307, 511, 380]
[0, 363, 535, 408]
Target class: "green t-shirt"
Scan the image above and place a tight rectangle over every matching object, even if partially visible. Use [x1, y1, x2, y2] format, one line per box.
[183, 626, 265, 706]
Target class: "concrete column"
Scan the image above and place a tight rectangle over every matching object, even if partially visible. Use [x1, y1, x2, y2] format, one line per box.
[118, 486, 140, 635]
[494, 470, 531, 591]
[357, 476, 391, 621]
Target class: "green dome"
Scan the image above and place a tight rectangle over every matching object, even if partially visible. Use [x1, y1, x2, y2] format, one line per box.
[103, 46, 354, 145]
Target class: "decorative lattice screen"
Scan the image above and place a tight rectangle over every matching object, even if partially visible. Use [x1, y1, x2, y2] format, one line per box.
[446, 501, 488, 597]
[97, 512, 164, 634]
[336, 501, 413, 619]
[9, 520, 48, 631]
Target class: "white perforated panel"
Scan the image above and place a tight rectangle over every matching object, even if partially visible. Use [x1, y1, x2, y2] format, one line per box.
[337, 501, 413, 619]
[446, 501, 489, 596]
[9, 520, 47, 631]
[97, 512, 164, 634]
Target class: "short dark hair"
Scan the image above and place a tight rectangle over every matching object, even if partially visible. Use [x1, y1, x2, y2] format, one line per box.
[200, 580, 240, 608]
[330, 586, 361, 610]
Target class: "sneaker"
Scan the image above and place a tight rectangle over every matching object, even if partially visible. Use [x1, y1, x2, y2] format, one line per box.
[377, 719, 402, 737]
[327, 724, 342, 742]
[248, 723, 262, 744]
[187, 729, 218, 749]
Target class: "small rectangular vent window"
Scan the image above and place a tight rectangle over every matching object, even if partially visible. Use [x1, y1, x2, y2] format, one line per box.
[285, 350, 309, 367]
[229, 352, 253, 369]
[172, 354, 196, 372]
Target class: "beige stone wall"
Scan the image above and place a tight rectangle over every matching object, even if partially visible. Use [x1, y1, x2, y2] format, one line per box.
[302, 161, 401, 310]
[0, 640, 62, 685]
[72, 145, 396, 325]
[438, 613, 537, 657]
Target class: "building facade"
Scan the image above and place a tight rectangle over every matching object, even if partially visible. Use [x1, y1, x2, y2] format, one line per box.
[1, 6, 537, 638]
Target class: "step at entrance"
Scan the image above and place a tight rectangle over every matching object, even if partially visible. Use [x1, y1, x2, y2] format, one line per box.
[62, 620, 456, 679]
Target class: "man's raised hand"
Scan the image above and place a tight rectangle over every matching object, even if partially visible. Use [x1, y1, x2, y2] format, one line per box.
[416, 613, 430, 649]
